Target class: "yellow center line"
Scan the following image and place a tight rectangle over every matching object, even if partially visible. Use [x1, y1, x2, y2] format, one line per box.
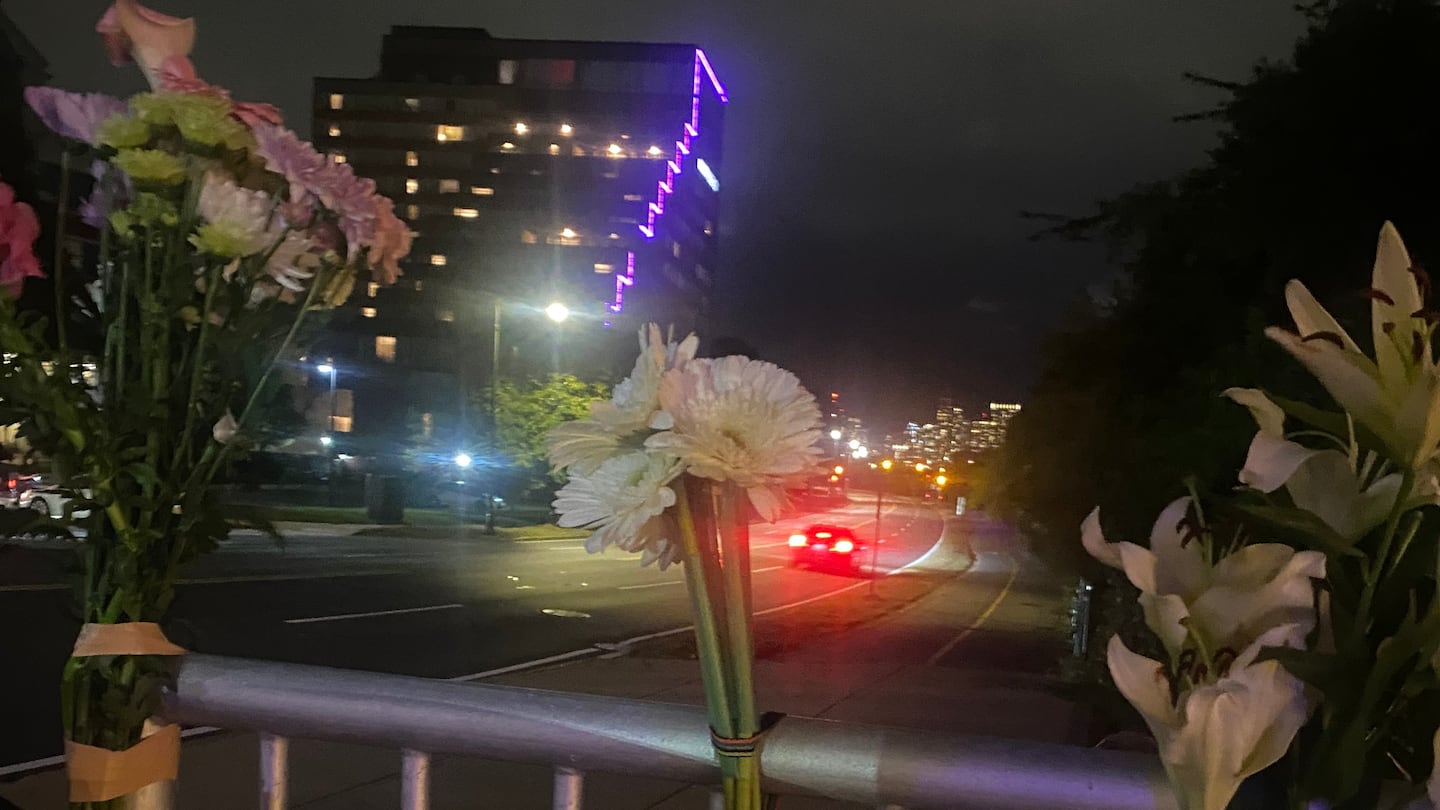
[925, 560, 1018, 665]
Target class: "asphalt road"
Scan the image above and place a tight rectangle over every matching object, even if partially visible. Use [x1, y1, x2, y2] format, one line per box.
[0, 496, 953, 770]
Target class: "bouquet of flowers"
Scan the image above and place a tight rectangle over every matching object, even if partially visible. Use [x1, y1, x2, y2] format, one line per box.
[10, 2, 410, 805]
[1086, 223, 1440, 810]
[547, 326, 822, 809]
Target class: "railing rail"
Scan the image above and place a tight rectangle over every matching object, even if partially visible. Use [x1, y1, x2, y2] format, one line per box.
[159, 654, 1177, 810]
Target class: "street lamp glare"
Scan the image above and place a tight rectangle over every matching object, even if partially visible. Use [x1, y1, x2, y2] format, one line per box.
[847, 438, 861, 450]
[828, 429, 842, 440]
[545, 302, 570, 323]
[319, 435, 333, 447]
[316, 363, 334, 374]
[454, 452, 473, 469]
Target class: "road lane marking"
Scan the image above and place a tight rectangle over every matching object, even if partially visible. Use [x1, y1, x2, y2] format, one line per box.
[615, 565, 784, 591]
[0, 726, 221, 778]
[2, 569, 415, 592]
[285, 603, 463, 625]
[925, 561, 1018, 665]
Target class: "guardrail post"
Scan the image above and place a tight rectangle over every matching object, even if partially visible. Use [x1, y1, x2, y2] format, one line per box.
[259, 732, 289, 810]
[552, 766, 583, 810]
[401, 749, 430, 810]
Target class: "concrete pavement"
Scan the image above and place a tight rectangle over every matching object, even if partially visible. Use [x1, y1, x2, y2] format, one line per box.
[0, 514, 1079, 809]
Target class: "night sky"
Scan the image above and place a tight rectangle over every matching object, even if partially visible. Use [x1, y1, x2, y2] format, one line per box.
[11, 1, 1304, 432]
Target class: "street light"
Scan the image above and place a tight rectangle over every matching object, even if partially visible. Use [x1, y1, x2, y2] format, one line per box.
[545, 302, 570, 323]
[316, 360, 338, 441]
[320, 435, 333, 447]
[871, 459, 894, 595]
[848, 438, 861, 450]
[454, 452, 473, 469]
[828, 429, 842, 440]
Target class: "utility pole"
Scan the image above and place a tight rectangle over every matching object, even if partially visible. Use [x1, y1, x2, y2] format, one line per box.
[485, 298, 502, 535]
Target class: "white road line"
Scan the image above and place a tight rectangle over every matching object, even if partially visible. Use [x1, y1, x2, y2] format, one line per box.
[616, 579, 683, 591]
[925, 562, 1018, 665]
[615, 564, 783, 591]
[447, 648, 602, 682]
[284, 603, 463, 625]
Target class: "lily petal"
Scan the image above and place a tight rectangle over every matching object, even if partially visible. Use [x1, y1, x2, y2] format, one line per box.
[1238, 433, 1322, 494]
[1284, 279, 1361, 355]
[111, 0, 196, 89]
[1265, 326, 1395, 450]
[1080, 507, 1123, 569]
[1372, 221, 1425, 386]
[1148, 497, 1208, 600]
[1223, 388, 1286, 438]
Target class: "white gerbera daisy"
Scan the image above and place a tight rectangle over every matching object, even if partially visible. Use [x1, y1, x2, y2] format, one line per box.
[552, 450, 685, 567]
[648, 355, 822, 521]
[547, 324, 698, 474]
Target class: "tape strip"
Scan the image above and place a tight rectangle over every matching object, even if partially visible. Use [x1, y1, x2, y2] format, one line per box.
[709, 712, 785, 760]
[65, 723, 180, 802]
[72, 622, 186, 657]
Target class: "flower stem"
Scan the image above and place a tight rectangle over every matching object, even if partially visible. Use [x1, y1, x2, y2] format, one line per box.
[674, 479, 739, 775]
[1352, 468, 1415, 647]
[717, 482, 760, 808]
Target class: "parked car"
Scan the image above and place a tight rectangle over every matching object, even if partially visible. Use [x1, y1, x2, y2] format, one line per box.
[787, 524, 868, 573]
[20, 486, 93, 520]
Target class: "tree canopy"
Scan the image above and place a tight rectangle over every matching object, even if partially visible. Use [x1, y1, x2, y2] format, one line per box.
[992, 0, 1440, 569]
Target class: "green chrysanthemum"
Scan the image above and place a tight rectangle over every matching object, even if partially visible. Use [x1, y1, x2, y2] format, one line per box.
[96, 114, 152, 150]
[112, 149, 187, 186]
[189, 222, 268, 259]
[131, 92, 231, 128]
[173, 104, 246, 148]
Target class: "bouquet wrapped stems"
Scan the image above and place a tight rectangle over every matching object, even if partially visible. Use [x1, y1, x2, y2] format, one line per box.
[676, 478, 765, 809]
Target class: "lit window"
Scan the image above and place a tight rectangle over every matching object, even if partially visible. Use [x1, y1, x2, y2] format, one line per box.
[498, 59, 517, 84]
[647, 145, 662, 157]
[367, 282, 379, 298]
[375, 335, 397, 363]
[489, 167, 501, 174]
[623, 194, 643, 202]
[548, 143, 560, 155]
[327, 124, 341, 137]
[436, 125, 465, 142]
[405, 151, 419, 167]
[453, 208, 479, 219]
[470, 186, 494, 196]
[520, 230, 538, 244]
[404, 97, 420, 111]
[405, 178, 419, 194]
[609, 232, 620, 239]
[561, 227, 577, 239]
[437, 309, 456, 323]
[405, 204, 419, 219]
[673, 241, 682, 258]
[594, 263, 614, 274]
[439, 179, 460, 193]
[329, 93, 343, 110]
[501, 142, 515, 151]
[601, 170, 619, 180]
[330, 152, 347, 164]
[514, 122, 528, 135]
[414, 280, 424, 291]
[696, 158, 721, 192]
[607, 143, 623, 156]
[430, 254, 447, 266]
[559, 123, 573, 136]
[421, 412, 433, 439]
[361, 307, 377, 318]
[704, 220, 715, 236]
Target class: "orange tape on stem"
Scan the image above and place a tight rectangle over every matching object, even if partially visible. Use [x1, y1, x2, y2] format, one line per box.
[65, 723, 180, 802]
[72, 622, 186, 657]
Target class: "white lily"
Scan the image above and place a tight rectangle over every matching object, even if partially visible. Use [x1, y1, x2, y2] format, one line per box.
[1083, 499, 1324, 655]
[1265, 222, 1440, 471]
[1108, 624, 1312, 810]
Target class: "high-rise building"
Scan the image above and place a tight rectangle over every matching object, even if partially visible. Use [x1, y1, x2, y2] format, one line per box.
[934, 399, 967, 463]
[311, 27, 728, 452]
[966, 402, 1022, 452]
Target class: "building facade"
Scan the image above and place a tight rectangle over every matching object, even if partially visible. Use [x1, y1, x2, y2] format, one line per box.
[311, 27, 728, 454]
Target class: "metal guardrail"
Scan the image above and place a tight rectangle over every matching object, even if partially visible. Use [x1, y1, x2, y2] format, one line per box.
[158, 654, 1177, 810]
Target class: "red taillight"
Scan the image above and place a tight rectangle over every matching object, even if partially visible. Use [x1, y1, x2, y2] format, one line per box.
[814, 531, 832, 539]
[6, 477, 14, 490]
[788, 534, 808, 547]
[832, 539, 855, 553]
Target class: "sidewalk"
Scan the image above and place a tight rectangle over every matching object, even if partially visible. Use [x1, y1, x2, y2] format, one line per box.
[0, 516, 1079, 809]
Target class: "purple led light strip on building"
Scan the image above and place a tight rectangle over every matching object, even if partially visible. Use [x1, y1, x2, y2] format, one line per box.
[611, 48, 726, 312]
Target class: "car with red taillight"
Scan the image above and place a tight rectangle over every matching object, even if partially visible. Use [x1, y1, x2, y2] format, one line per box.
[788, 524, 866, 573]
